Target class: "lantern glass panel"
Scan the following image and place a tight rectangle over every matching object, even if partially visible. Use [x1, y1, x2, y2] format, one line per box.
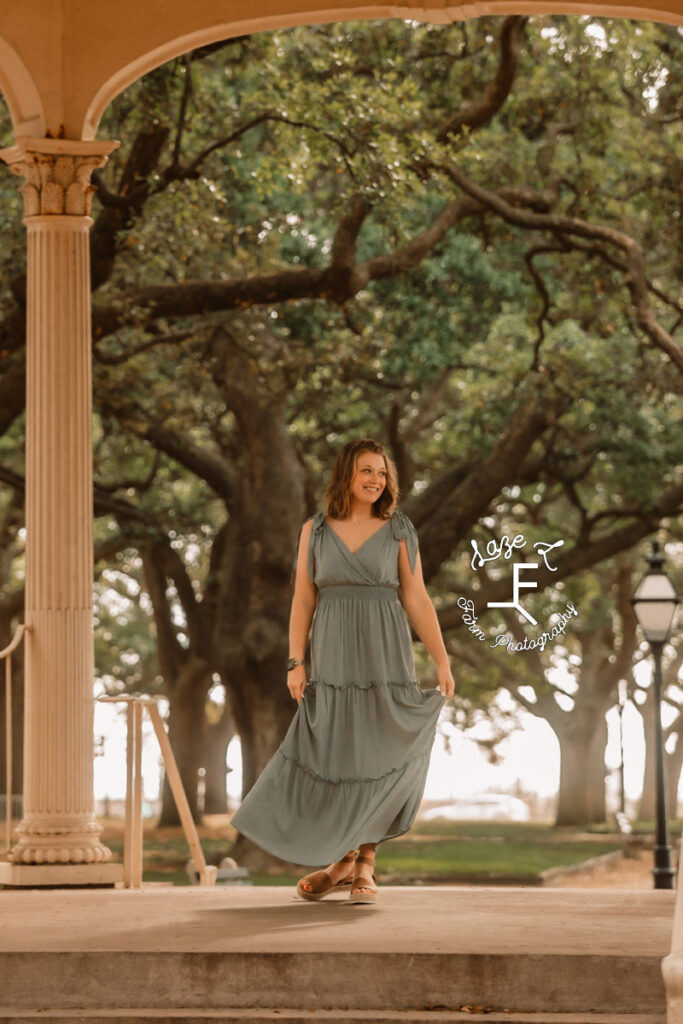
[632, 573, 679, 642]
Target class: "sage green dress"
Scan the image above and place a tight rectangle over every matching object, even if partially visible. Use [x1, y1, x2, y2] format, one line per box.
[230, 508, 446, 866]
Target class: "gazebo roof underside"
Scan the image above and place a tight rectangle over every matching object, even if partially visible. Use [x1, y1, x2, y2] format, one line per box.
[0, 0, 681, 141]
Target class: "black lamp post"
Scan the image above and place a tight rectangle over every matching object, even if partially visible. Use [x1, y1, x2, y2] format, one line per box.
[630, 540, 681, 890]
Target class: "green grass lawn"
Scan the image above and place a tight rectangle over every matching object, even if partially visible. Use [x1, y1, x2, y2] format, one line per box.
[100, 818, 647, 887]
[373, 837, 620, 877]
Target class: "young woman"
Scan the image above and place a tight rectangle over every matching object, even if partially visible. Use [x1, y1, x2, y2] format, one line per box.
[230, 438, 456, 904]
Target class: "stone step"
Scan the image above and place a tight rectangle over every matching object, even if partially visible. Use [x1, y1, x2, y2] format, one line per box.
[0, 886, 673, 1019]
[0, 1011, 666, 1023]
[0, 947, 668, 1016]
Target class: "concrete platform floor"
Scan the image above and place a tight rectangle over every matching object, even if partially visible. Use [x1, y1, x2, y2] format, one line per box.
[0, 885, 674, 955]
[0, 885, 675, 1019]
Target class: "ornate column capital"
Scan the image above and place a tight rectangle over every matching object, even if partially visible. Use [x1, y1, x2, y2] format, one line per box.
[0, 136, 119, 217]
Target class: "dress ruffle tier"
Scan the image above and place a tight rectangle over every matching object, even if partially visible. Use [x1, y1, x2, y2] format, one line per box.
[230, 507, 446, 866]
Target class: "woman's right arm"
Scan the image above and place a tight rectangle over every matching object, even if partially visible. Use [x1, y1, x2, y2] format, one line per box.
[287, 517, 317, 704]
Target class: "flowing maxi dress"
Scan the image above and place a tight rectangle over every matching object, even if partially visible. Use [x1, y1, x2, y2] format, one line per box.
[229, 508, 447, 866]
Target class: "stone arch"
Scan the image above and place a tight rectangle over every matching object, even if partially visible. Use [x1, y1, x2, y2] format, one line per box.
[82, 10, 345, 140]
[80, 0, 683, 140]
[0, 35, 44, 138]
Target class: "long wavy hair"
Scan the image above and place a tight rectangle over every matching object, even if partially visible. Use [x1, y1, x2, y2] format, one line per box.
[323, 439, 399, 520]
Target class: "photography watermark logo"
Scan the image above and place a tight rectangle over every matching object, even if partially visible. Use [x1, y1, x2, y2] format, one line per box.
[458, 534, 578, 652]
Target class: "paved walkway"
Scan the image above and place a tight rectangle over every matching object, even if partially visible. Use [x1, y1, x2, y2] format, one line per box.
[542, 849, 664, 889]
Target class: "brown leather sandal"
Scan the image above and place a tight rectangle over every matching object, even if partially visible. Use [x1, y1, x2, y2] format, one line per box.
[348, 852, 378, 904]
[296, 849, 360, 901]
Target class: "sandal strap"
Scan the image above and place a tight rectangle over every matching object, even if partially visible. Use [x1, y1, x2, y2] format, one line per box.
[298, 868, 333, 893]
[353, 853, 377, 888]
[299, 852, 361, 895]
[352, 870, 377, 891]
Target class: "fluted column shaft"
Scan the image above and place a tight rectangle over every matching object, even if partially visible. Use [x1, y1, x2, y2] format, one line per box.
[0, 138, 119, 868]
[14, 215, 105, 863]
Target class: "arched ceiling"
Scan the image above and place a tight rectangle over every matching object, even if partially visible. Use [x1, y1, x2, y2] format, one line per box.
[0, 0, 681, 140]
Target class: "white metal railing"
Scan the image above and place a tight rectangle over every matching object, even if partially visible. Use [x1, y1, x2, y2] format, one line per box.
[98, 695, 217, 888]
[1, 623, 29, 856]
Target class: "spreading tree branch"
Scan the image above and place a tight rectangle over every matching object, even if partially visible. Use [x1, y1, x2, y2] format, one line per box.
[91, 187, 552, 337]
[94, 391, 236, 501]
[141, 541, 188, 683]
[438, 162, 683, 374]
[437, 17, 529, 143]
[446, 478, 683, 630]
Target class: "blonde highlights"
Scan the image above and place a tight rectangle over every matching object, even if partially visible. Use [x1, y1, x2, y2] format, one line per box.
[324, 439, 399, 520]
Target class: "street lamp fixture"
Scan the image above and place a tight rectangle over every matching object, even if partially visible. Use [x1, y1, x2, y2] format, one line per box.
[631, 540, 681, 890]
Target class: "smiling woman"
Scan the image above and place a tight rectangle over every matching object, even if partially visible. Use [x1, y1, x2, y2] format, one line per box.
[229, 437, 456, 905]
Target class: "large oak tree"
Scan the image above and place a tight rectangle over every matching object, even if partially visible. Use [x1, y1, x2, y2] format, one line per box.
[0, 16, 680, 856]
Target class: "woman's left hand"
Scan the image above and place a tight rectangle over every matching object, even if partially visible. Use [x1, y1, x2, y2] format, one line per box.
[437, 663, 456, 699]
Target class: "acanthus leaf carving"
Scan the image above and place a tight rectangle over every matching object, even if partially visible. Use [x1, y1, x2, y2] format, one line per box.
[0, 138, 119, 217]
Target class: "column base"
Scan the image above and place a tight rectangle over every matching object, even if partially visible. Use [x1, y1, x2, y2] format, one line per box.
[663, 952, 683, 1024]
[0, 861, 123, 887]
[9, 813, 114, 865]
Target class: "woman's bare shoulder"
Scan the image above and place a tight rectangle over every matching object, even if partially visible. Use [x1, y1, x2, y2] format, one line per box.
[300, 516, 315, 539]
[298, 511, 324, 544]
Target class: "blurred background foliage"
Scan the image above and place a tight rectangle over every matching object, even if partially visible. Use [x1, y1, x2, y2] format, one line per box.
[0, 14, 680, 837]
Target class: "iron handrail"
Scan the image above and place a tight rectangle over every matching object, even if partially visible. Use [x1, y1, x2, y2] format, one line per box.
[1, 623, 30, 856]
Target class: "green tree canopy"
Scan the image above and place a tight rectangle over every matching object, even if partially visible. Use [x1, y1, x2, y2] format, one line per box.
[0, 15, 680, 840]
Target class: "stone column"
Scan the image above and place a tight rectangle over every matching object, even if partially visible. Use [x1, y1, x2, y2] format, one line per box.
[0, 138, 121, 884]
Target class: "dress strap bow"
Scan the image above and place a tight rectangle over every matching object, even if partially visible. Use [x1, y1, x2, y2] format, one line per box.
[308, 511, 326, 584]
[390, 509, 419, 576]
[291, 510, 326, 585]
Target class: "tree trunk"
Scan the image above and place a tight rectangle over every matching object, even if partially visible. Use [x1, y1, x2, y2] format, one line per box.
[635, 686, 681, 822]
[587, 713, 608, 823]
[666, 738, 683, 820]
[640, 740, 680, 822]
[638, 692, 659, 819]
[229, 677, 299, 869]
[555, 735, 592, 826]
[637, 689, 681, 821]
[158, 657, 213, 827]
[554, 710, 609, 827]
[202, 395, 308, 869]
[237, 685, 293, 797]
[203, 702, 235, 815]
[639, 692, 656, 820]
